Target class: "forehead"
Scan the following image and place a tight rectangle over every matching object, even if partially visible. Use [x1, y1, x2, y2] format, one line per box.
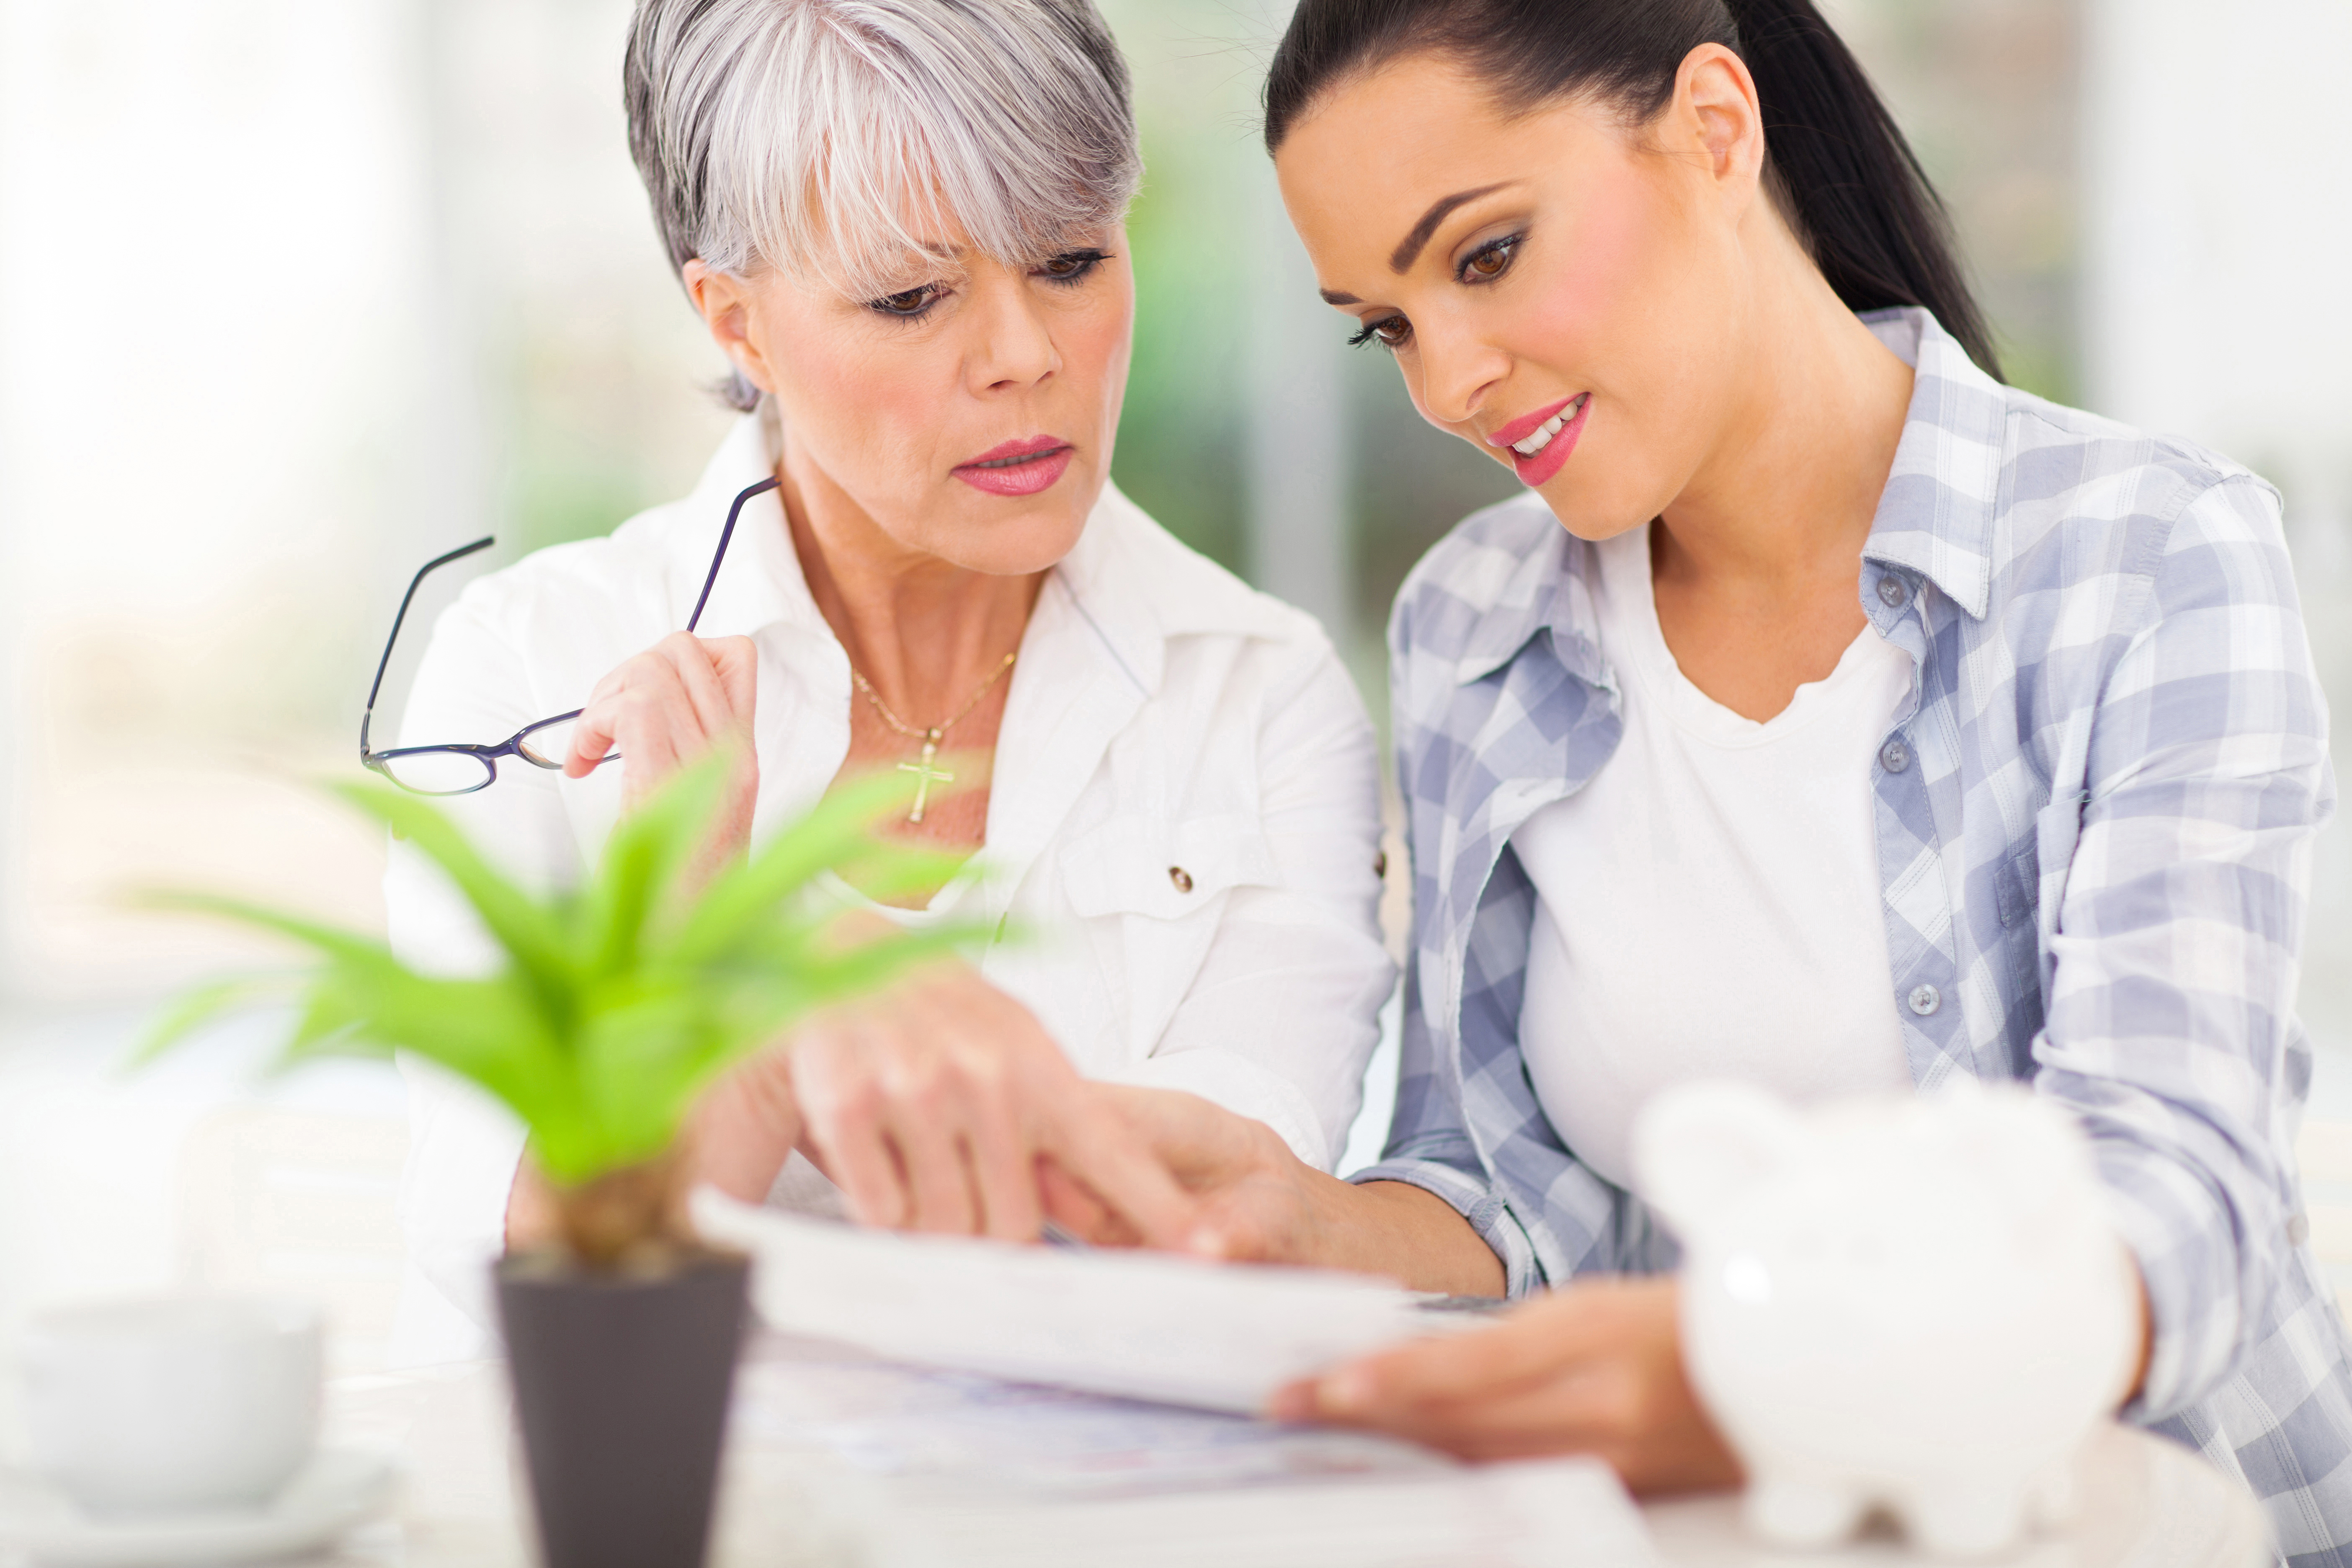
[1272, 57, 1628, 277]
[798, 183, 1112, 302]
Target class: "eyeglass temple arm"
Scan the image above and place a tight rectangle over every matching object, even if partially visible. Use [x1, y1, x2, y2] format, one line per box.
[362, 536, 497, 753]
[686, 477, 781, 634]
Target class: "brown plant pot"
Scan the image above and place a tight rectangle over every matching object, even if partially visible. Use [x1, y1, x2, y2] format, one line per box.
[495, 1249, 750, 1568]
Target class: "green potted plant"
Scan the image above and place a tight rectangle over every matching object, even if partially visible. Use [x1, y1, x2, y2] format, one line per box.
[148, 761, 964, 1568]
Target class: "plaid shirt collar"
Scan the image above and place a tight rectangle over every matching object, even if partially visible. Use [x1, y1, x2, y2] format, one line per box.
[1448, 308, 2002, 701]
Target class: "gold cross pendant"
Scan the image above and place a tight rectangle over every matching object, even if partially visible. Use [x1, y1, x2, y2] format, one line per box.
[896, 729, 954, 824]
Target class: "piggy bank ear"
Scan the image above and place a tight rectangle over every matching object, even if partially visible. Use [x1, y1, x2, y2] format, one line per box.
[1632, 1081, 1804, 1234]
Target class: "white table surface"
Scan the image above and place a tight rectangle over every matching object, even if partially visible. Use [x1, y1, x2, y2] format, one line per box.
[310, 1336, 2272, 1568]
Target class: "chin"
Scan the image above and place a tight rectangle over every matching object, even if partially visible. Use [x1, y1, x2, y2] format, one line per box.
[926, 490, 1096, 576]
[1532, 471, 1656, 544]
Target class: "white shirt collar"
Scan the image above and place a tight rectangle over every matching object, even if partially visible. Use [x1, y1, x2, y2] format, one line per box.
[664, 407, 1305, 922]
[669, 405, 1298, 691]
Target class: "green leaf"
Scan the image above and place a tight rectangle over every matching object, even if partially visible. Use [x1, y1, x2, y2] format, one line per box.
[327, 780, 576, 1001]
[141, 764, 991, 1234]
[133, 975, 294, 1067]
[665, 773, 918, 964]
[567, 981, 712, 1181]
[142, 889, 406, 967]
[575, 757, 727, 978]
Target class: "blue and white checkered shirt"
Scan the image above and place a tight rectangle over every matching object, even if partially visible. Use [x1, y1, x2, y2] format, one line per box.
[1359, 307, 2352, 1561]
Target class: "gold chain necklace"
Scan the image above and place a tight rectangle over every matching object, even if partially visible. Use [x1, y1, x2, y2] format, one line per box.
[850, 652, 1016, 823]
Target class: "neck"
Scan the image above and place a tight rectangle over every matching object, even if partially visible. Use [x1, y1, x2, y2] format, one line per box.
[1654, 220, 1916, 591]
[779, 449, 1044, 722]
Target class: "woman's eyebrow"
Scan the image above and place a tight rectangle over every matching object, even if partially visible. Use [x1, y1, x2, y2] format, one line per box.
[1388, 182, 1510, 272]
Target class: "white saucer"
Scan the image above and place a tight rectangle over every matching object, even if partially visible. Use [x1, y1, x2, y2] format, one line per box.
[0, 1449, 397, 1567]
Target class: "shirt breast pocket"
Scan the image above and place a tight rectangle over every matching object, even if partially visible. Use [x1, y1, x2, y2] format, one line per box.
[1058, 812, 1279, 1052]
[2028, 793, 2086, 1005]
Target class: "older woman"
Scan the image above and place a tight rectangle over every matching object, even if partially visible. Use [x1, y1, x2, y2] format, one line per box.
[387, 0, 1391, 1361]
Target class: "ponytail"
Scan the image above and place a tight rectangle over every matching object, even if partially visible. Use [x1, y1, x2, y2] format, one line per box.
[1263, 0, 2003, 380]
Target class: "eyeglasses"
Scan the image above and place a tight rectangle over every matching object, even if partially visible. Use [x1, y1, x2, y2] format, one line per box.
[360, 477, 782, 794]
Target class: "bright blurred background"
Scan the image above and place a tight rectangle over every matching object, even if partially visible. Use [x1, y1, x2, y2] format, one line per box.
[1, 0, 2348, 1405]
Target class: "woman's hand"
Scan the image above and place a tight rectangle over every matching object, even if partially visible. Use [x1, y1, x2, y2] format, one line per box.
[785, 963, 1201, 1246]
[1044, 1085, 1507, 1297]
[684, 1040, 805, 1205]
[1035, 1083, 1321, 1259]
[1272, 1278, 1742, 1496]
[568, 631, 760, 862]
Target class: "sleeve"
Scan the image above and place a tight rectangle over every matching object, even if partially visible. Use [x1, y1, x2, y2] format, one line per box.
[1347, 955, 1548, 1296]
[1344, 596, 1548, 1295]
[1344, 576, 1674, 1298]
[1118, 642, 1397, 1173]
[383, 589, 584, 1361]
[2030, 473, 2335, 1422]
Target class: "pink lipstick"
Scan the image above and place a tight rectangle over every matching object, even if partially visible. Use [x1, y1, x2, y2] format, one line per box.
[952, 435, 1074, 498]
[1486, 393, 1591, 488]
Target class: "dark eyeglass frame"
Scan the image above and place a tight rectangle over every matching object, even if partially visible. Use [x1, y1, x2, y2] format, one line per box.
[360, 476, 782, 795]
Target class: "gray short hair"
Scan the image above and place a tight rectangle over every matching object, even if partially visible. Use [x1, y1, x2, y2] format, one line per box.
[625, 0, 1140, 302]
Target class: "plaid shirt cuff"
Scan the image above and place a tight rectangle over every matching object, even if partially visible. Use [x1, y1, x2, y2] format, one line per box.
[2098, 1140, 2251, 1423]
[1349, 1157, 1545, 1298]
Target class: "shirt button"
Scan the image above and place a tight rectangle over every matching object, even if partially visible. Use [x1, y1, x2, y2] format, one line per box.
[1907, 984, 1942, 1016]
[1880, 738, 1912, 774]
[1168, 866, 1194, 894]
[2288, 1212, 2312, 1248]
[1877, 575, 1909, 608]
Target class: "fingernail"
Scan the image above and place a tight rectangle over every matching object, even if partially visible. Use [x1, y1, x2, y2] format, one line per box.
[1267, 1385, 1312, 1422]
[1320, 1369, 1372, 1414]
[1188, 1228, 1227, 1258]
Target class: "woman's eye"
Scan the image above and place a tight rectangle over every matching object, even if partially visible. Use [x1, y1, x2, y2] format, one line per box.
[1458, 234, 1521, 284]
[1348, 315, 1413, 351]
[1037, 248, 1111, 283]
[869, 284, 944, 318]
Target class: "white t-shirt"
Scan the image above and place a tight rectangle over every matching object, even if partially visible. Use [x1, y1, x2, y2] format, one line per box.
[1511, 525, 1915, 1190]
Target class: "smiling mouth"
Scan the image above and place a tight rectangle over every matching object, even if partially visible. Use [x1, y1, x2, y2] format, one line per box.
[1506, 394, 1589, 459]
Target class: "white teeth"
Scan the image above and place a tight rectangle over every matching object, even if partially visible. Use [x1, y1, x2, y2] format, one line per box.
[1507, 395, 1587, 458]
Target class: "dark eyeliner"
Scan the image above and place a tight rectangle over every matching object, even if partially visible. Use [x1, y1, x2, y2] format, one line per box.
[1348, 315, 1407, 350]
[867, 282, 944, 320]
[1039, 247, 1113, 283]
[1456, 231, 1524, 285]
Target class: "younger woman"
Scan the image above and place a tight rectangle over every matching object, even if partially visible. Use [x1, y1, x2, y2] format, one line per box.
[1083, 0, 2350, 1550]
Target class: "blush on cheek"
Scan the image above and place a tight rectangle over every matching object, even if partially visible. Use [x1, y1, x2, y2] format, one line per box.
[784, 340, 952, 511]
[1055, 308, 1132, 448]
[1513, 160, 1656, 381]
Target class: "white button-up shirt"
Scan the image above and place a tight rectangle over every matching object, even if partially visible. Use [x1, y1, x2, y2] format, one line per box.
[386, 410, 1393, 1361]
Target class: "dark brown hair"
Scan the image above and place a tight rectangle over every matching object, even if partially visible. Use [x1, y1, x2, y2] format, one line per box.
[1263, 0, 2002, 379]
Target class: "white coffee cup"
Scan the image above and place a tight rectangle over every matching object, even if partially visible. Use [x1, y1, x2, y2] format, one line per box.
[19, 1296, 322, 1518]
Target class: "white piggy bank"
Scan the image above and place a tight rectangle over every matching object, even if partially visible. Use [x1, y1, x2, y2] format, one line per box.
[1630, 1081, 2140, 1559]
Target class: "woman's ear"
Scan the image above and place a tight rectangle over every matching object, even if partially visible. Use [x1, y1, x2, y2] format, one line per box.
[1671, 42, 1767, 211]
[682, 259, 777, 396]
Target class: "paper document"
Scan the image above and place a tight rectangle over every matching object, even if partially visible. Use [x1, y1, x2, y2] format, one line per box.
[693, 1189, 1447, 1413]
[726, 1333, 1661, 1568]
[868, 1460, 1656, 1568]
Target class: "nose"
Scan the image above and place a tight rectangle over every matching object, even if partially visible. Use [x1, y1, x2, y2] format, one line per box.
[967, 273, 1060, 393]
[1411, 316, 1509, 433]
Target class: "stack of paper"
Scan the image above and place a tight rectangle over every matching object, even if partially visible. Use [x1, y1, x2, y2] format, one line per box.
[693, 1190, 1446, 1413]
[867, 1457, 1654, 1568]
[695, 1197, 1661, 1566]
[722, 1334, 1659, 1568]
